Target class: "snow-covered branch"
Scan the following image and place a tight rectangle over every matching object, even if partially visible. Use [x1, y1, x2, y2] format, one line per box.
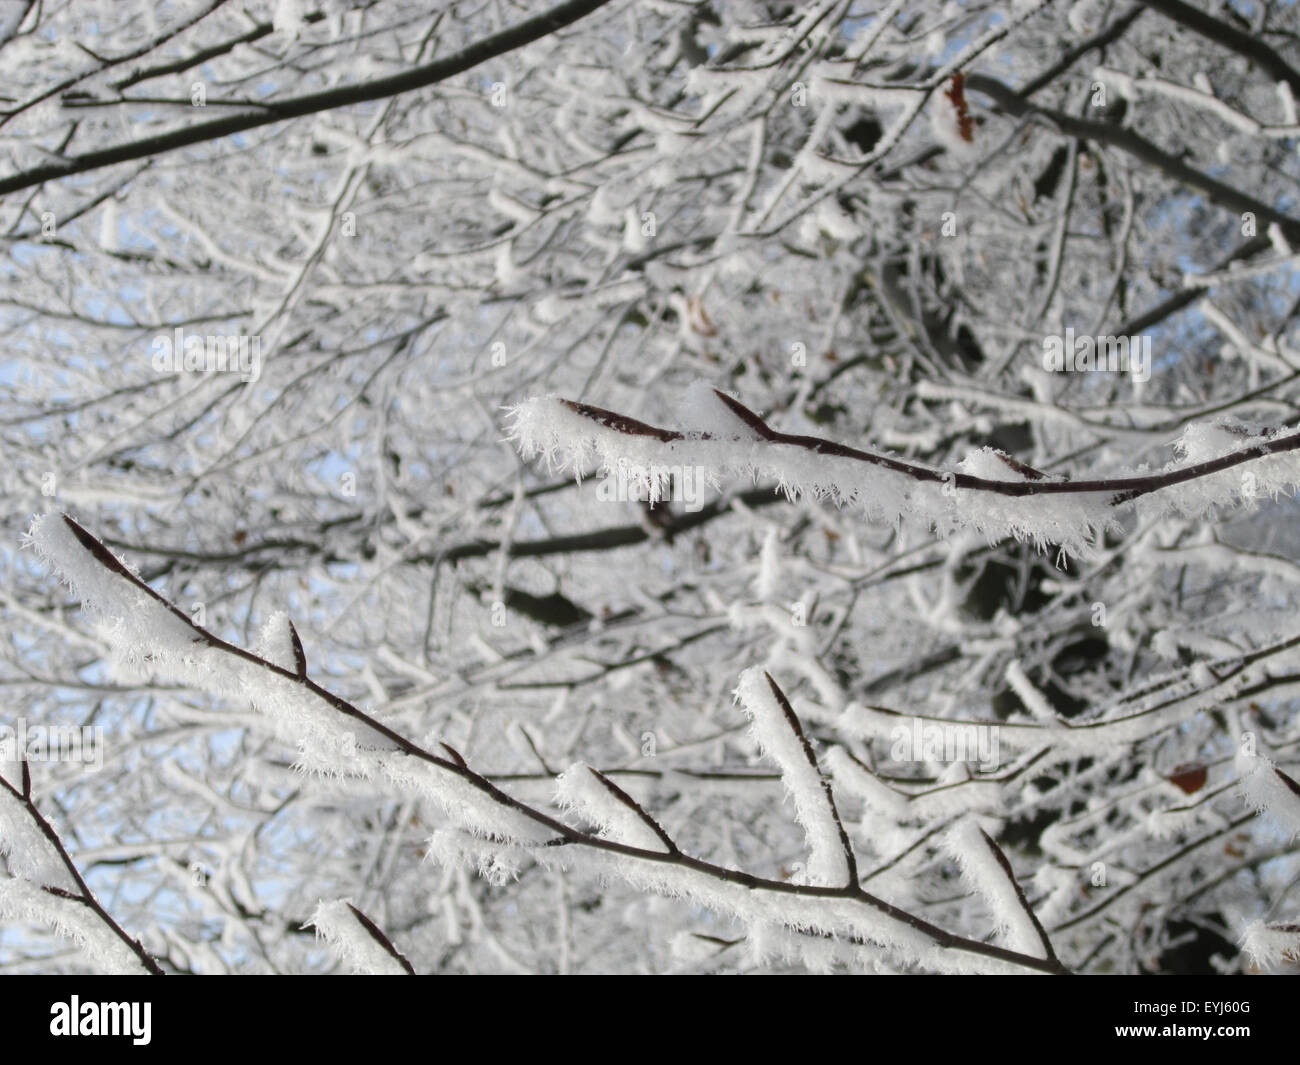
[0, 759, 162, 974]
[733, 669, 856, 887]
[25, 512, 1071, 974]
[509, 388, 1300, 554]
[307, 900, 415, 975]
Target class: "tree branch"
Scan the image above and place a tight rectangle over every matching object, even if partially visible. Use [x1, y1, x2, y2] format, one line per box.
[0, 0, 618, 197]
[32, 514, 1072, 975]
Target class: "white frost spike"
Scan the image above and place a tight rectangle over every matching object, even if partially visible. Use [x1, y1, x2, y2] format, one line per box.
[494, 241, 519, 287]
[307, 899, 413, 975]
[273, 0, 308, 37]
[1279, 79, 1297, 126]
[555, 763, 674, 852]
[945, 818, 1053, 959]
[1240, 919, 1300, 970]
[733, 668, 853, 887]
[1235, 751, 1300, 837]
[259, 611, 306, 678]
[26, 513, 200, 669]
[622, 206, 647, 253]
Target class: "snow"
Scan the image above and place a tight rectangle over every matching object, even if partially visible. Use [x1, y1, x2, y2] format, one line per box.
[1004, 660, 1059, 723]
[944, 818, 1050, 958]
[12, 0, 1300, 976]
[25, 512, 553, 849]
[306, 900, 411, 975]
[554, 763, 673, 852]
[1240, 919, 1300, 970]
[0, 879, 152, 974]
[257, 611, 301, 675]
[428, 827, 1034, 973]
[1235, 751, 1300, 838]
[0, 782, 80, 890]
[508, 390, 1154, 556]
[733, 668, 853, 887]
[824, 746, 910, 819]
[755, 527, 781, 602]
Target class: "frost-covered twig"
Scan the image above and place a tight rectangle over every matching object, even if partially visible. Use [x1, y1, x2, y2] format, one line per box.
[555, 764, 679, 854]
[1240, 919, 1300, 970]
[1050, 813, 1257, 935]
[1235, 752, 1300, 838]
[508, 389, 1300, 553]
[307, 900, 415, 975]
[734, 669, 856, 887]
[0, 759, 163, 974]
[833, 628, 1300, 757]
[945, 819, 1058, 963]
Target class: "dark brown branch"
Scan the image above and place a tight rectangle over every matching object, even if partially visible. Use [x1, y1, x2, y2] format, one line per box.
[343, 903, 416, 975]
[964, 73, 1300, 244]
[110, 11, 316, 91]
[1137, 0, 1300, 99]
[844, 626, 1300, 745]
[0, 759, 165, 974]
[1110, 235, 1272, 337]
[287, 619, 307, 680]
[586, 767, 679, 854]
[557, 391, 1300, 504]
[433, 485, 785, 563]
[1274, 765, 1300, 799]
[975, 828, 1059, 965]
[0, 0, 618, 197]
[102, 484, 785, 573]
[0, 0, 231, 131]
[1020, 5, 1147, 97]
[1051, 813, 1255, 933]
[763, 672, 857, 885]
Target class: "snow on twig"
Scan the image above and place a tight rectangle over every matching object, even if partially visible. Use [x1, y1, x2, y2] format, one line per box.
[307, 900, 415, 975]
[555, 763, 677, 853]
[507, 388, 1300, 555]
[1235, 750, 1300, 838]
[734, 669, 856, 887]
[944, 818, 1058, 962]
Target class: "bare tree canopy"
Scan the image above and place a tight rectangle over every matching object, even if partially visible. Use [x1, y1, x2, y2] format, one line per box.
[2, 0, 1300, 980]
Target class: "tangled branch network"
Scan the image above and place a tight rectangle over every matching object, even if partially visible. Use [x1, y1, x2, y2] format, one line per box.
[14, 384, 1300, 973]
